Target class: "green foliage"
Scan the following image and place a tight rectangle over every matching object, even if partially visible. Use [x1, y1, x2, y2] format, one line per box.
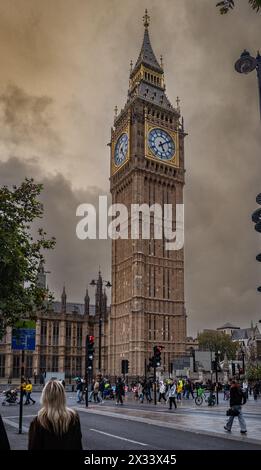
[0, 178, 55, 339]
[246, 364, 261, 380]
[198, 330, 239, 359]
[216, 0, 261, 14]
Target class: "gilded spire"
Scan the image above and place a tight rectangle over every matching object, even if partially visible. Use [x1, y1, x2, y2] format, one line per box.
[143, 9, 150, 29]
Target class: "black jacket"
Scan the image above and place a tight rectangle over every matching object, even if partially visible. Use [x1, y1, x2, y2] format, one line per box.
[28, 414, 82, 450]
[0, 414, 10, 450]
[229, 385, 245, 407]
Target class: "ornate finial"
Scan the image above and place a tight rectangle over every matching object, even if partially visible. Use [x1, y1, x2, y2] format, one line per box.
[114, 105, 118, 118]
[130, 60, 133, 73]
[160, 55, 164, 68]
[143, 9, 150, 29]
[176, 96, 181, 112]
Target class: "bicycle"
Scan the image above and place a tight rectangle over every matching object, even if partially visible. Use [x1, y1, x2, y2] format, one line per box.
[195, 391, 206, 406]
[195, 391, 216, 406]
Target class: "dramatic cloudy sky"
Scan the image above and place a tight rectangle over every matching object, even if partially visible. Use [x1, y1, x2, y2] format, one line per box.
[0, 0, 260, 335]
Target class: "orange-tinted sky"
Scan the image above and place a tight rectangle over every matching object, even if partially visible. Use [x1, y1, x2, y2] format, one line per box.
[0, 0, 260, 335]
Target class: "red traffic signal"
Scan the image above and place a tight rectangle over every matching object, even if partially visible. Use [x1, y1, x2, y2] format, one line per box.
[88, 335, 94, 344]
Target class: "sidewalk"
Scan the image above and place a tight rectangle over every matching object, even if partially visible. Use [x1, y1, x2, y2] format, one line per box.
[75, 396, 261, 446]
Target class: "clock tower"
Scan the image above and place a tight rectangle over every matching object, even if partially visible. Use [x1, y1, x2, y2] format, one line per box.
[108, 11, 187, 377]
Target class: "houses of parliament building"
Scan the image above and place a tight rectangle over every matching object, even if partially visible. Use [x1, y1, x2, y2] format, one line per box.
[0, 11, 187, 381]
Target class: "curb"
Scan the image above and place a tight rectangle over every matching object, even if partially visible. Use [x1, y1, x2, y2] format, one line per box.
[75, 406, 261, 447]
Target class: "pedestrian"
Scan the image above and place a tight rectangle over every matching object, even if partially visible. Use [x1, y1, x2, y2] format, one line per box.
[224, 380, 247, 434]
[28, 380, 82, 449]
[0, 413, 10, 450]
[25, 379, 36, 405]
[158, 381, 167, 403]
[168, 381, 177, 410]
[76, 378, 83, 403]
[115, 377, 124, 405]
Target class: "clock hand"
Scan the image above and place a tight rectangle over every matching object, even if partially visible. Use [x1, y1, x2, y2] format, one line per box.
[159, 141, 167, 151]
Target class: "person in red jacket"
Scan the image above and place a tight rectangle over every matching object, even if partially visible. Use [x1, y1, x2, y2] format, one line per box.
[28, 379, 82, 449]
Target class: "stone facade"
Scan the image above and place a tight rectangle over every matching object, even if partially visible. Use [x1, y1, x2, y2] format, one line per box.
[0, 271, 110, 382]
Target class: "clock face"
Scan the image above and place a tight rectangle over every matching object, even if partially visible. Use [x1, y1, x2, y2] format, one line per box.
[148, 128, 175, 160]
[114, 133, 128, 166]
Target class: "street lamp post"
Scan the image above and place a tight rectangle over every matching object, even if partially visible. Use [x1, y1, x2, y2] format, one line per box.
[90, 273, 111, 373]
[190, 347, 196, 373]
[234, 50, 261, 121]
[240, 347, 245, 376]
[215, 350, 221, 405]
[252, 193, 261, 293]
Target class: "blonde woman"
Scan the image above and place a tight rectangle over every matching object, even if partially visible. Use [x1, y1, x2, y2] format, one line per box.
[28, 380, 82, 449]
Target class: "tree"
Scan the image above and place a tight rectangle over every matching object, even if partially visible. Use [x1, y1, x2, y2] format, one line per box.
[0, 179, 55, 339]
[198, 330, 239, 359]
[216, 0, 261, 14]
[246, 363, 261, 380]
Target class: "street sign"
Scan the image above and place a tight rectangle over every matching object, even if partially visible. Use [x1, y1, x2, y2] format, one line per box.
[12, 320, 36, 351]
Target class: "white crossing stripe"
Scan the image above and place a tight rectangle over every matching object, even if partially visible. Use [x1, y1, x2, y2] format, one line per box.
[90, 428, 148, 446]
[3, 417, 29, 432]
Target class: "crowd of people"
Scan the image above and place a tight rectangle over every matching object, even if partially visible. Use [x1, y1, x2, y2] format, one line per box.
[1, 376, 261, 450]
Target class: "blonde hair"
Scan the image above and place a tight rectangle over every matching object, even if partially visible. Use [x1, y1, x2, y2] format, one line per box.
[38, 380, 76, 435]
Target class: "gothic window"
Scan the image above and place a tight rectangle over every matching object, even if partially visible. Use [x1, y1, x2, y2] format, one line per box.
[163, 269, 165, 298]
[0, 354, 5, 377]
[149, 265, 152, 297]
[149, 315, 152, 340]
[52, 321, 59, 346]
[12, 354, 20, 378]
[40, 320, 47, 346]
[66, 322, 71, 347]
[26, 353, 33, 378]
[77, 324, 82, 348]
[76, 356, 82, 376]
[65, 356, 71, 378]
[40, 355, 46, 372]
[52, 355, 59, 372]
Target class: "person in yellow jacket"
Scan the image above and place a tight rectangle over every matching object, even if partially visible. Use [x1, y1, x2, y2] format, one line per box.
[25, 379, 36, 405]
[177, 380, 183, 401]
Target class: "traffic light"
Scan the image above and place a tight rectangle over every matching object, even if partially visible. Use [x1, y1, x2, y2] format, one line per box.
[232, 363, 236, 375]
[154, 345, 163, 367]
[86, 335, 94, 371]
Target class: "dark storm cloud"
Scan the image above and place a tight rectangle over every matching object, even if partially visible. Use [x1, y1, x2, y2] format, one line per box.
[0, 84, 60, 152]
[0, 157, 111, 305]
[0, 0, 260, 334]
